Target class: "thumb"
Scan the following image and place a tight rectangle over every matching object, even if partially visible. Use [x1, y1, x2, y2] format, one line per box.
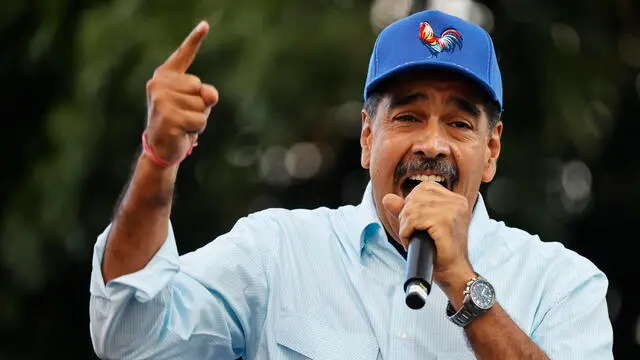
[382, 193, 404, 219]
[200, 84, 219, 107]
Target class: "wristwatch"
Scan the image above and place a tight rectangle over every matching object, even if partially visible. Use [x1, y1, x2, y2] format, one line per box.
[446, 274, 496, 327]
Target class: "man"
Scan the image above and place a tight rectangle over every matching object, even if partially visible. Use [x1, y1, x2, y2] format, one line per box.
[89, 10, 614, 360]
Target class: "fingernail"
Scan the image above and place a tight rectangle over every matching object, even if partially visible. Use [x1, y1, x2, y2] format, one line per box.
[193, 21, 204, 33]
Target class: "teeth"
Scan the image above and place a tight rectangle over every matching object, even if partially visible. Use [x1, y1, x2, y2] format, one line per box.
[409, 174, 445, 183]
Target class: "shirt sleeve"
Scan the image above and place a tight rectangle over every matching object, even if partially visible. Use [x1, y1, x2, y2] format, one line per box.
[531, 261, 614, 360]
[89, 212, 278, 360]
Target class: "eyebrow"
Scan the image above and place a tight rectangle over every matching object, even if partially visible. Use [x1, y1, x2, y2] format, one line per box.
[388, 92, 428, 110]
[388, 92, 481, 119]
[447, 96, 481, 119]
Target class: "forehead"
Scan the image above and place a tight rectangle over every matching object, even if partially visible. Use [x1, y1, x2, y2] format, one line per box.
[375, 69, 489, 103]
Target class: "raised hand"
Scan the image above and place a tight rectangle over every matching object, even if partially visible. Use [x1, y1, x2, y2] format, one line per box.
[144, 21, 219, 166]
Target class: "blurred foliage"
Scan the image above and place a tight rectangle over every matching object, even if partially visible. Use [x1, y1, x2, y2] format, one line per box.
[1, 0, 639, 358]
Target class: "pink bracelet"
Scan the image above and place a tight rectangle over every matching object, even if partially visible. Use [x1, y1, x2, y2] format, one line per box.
[141, 130, 198, 167]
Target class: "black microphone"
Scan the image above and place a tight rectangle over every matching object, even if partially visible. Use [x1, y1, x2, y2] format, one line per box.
[403, 230, 435, 309]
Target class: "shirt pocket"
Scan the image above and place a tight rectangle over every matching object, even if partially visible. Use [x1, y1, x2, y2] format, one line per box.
[275, 313, 379, 360]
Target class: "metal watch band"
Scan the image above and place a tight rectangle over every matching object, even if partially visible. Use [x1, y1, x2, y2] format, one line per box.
[445, 274, 494, 327]
[446, 301, 479, 327]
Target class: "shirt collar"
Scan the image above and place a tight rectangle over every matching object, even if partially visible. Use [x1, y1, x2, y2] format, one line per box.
[352, 180, 492, 260]
[352, 181, 384, 252]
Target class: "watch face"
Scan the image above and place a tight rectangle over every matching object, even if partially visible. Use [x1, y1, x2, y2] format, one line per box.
[469, 279, 495, 310]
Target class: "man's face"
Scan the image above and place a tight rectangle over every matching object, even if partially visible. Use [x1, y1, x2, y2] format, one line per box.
[360, 72, 503, 239]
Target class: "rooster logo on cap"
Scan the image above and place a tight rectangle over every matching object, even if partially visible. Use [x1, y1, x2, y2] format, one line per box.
[419, 22, 463, 56]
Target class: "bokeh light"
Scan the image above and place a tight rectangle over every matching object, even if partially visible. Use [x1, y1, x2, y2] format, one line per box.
[284, 142, 323, 179]
[225, 129, 262, 168]
[550, 23, 581, 56]
[259, 146, 290, 186]
[560, 160, 592, 215]
[618, 34, 640, 68]
[370, 0, 413, 30]
[427, 0, 494, 31]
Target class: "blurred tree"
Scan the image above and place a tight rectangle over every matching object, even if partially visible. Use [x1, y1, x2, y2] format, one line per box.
[0, 0, 638, 358]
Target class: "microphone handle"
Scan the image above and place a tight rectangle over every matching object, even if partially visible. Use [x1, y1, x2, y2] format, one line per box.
[403, 230, 435, 309]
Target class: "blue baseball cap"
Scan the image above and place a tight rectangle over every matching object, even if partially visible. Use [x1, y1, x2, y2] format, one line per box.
[364, 9, 503, 111]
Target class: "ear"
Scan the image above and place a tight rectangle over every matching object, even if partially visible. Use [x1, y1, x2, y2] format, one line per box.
[360, 110, 373, 169]
[482, 120, 503, 183]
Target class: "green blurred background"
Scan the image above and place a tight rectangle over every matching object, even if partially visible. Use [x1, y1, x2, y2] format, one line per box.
[1, 0, 639, 358]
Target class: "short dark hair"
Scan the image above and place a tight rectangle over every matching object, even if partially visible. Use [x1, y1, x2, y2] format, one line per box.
[363, 92, 384, 121]
[363, 91, 501, 130]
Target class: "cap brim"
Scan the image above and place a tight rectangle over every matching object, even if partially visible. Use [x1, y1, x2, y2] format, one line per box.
[365, 61, 502, 111]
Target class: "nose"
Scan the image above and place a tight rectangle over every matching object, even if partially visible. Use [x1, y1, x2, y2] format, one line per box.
[411, 124, 450, 159]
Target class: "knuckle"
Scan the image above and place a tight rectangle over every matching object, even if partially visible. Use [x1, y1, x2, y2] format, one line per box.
[152, 66, 167, 78]
[168, 107, 185, 123]
[146, 78, 156, 93]
[398, 207, 408, 222]
[150, 89, 166, 107]
[188, 73, 202, 85]
[402, 212, 414, 227]
[404, 197, 417, 212]
[190, 96, 206, 112]
[154, 104, 175, 125]
[405, 191, 416, 203]
[185, 74, 202, 91]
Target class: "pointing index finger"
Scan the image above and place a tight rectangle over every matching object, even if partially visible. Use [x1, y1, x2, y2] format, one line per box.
[163, 21, 210, 73]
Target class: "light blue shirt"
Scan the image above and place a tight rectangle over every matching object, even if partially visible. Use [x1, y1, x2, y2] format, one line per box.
[89, 182, 613, 359]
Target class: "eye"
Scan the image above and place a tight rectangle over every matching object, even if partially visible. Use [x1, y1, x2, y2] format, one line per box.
[395, 114, 420, 122]
[449, 120, 472, 129]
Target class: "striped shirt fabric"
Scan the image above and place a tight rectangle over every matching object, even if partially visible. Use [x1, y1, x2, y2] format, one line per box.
[89, 181, 614, 359]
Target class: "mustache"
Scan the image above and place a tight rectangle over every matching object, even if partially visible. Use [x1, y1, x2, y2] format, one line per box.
[394, 156, 458, 185]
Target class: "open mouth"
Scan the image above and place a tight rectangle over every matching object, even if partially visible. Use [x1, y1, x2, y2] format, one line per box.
[401, 174, 448, 197]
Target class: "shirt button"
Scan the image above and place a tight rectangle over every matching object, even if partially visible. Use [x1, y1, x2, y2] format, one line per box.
[398, 331, 407, 339]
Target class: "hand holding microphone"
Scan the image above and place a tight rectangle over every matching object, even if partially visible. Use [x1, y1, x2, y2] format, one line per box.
[382, 180, 476, 309]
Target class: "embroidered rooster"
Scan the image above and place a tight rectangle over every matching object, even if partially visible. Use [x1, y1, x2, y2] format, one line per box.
[419, 22, 463, 56]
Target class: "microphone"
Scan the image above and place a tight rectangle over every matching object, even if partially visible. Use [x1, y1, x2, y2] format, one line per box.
[403, 230, 435, 309]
